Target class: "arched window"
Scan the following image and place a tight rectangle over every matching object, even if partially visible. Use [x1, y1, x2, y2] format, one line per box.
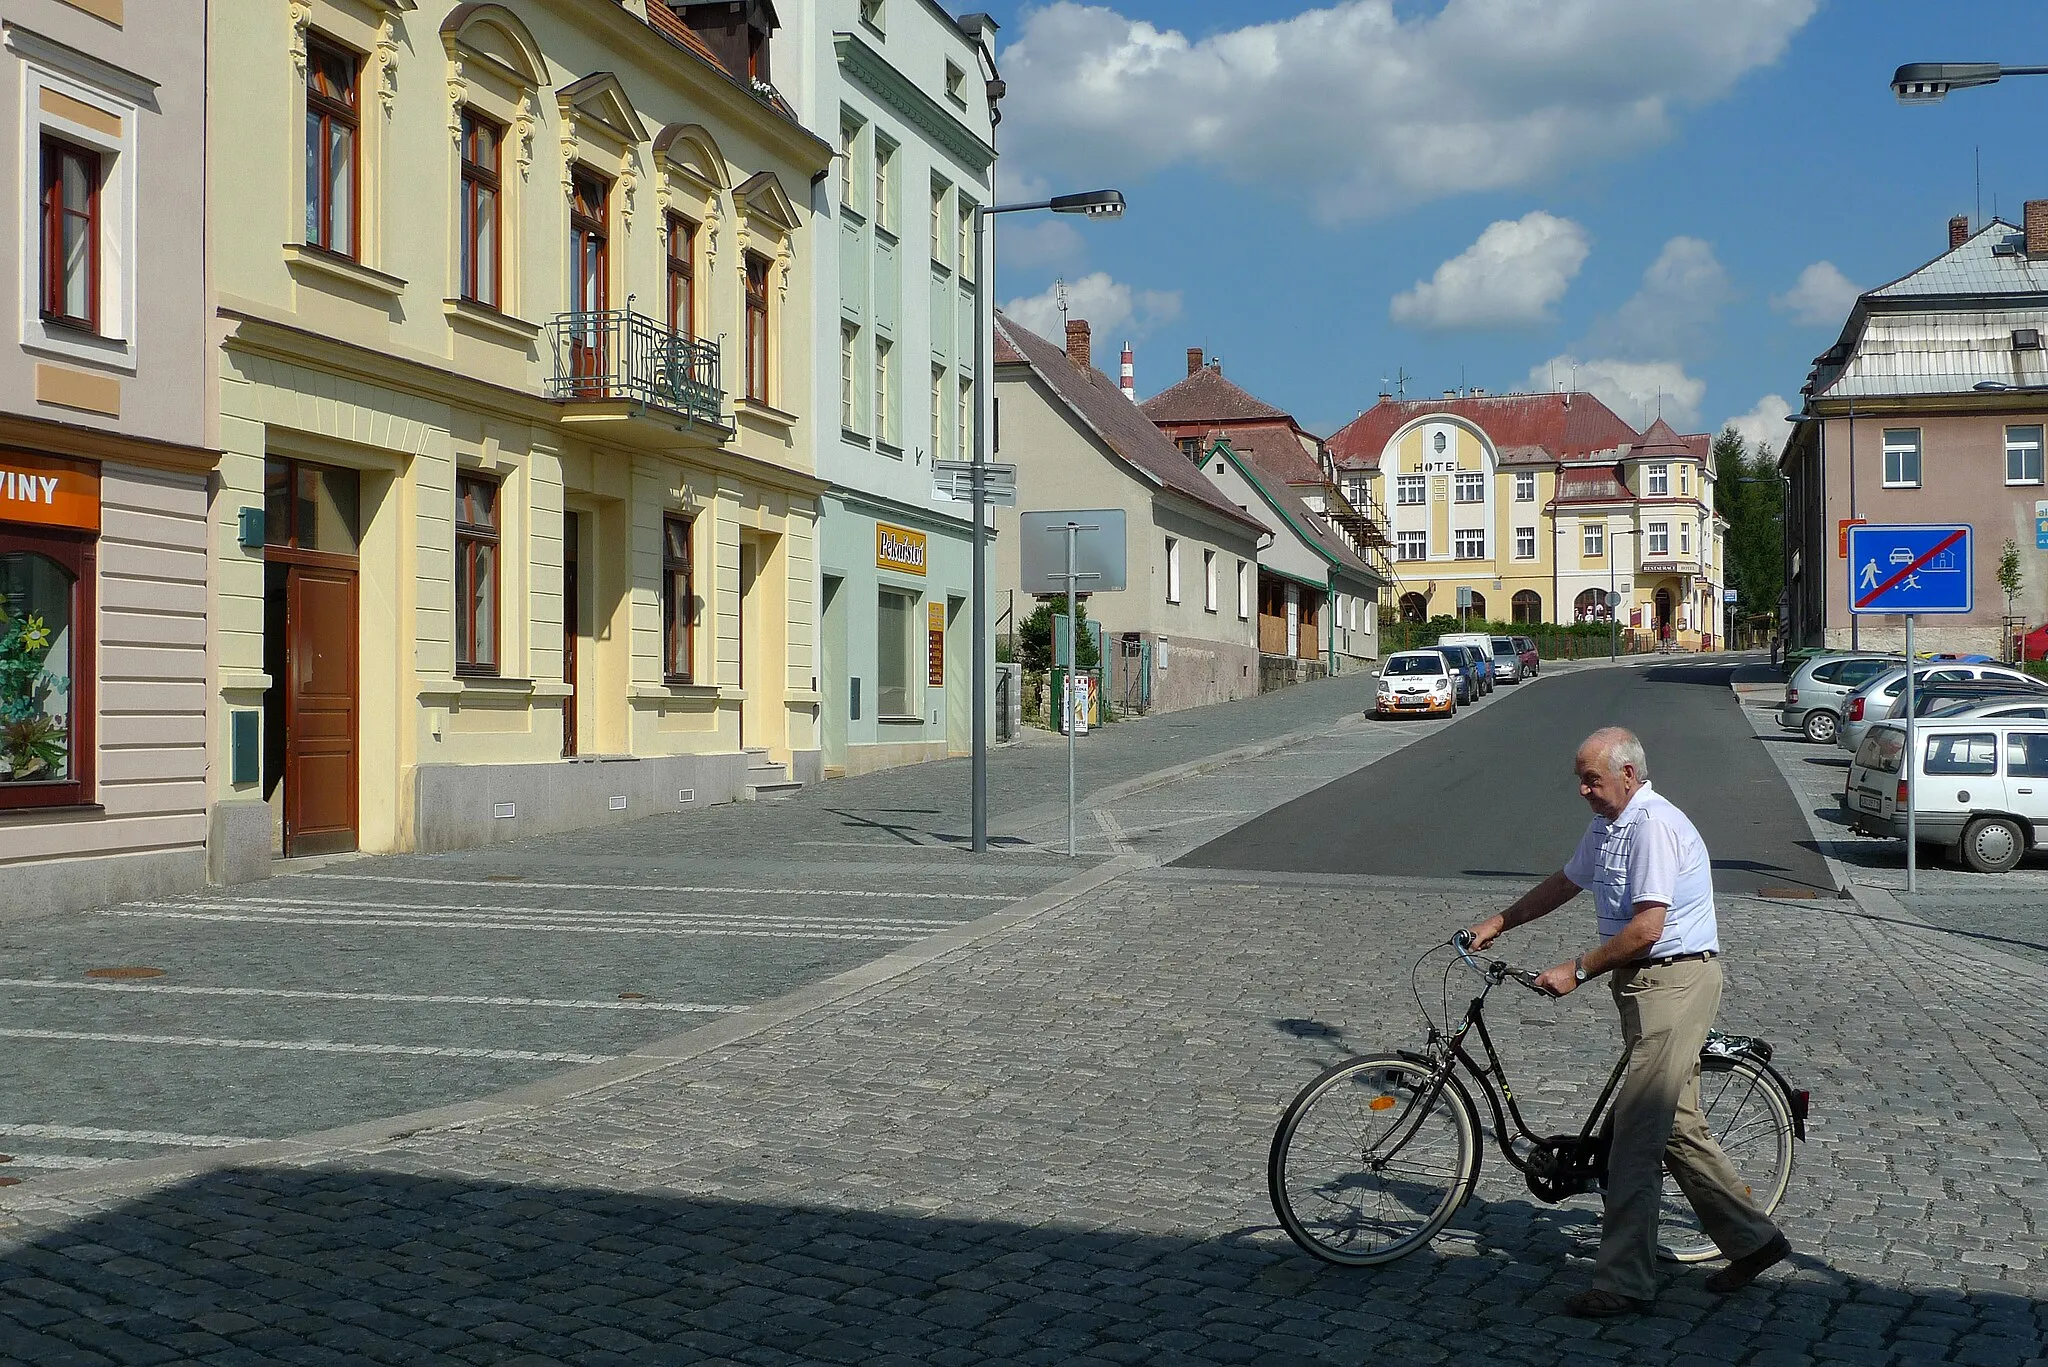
[1575, 587, 1610, 622]
[1511, 590, 1542, 624]
[1463, 591, 1486, 621]
[0, 534, 94, 809]
[1398, 592, 1427, 623]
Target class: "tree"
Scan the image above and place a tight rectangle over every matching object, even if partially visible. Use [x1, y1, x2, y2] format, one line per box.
[1018, 598, 1100, 673]
[1713, 427, 1785, 620]
[1999, 538, 2023, 614]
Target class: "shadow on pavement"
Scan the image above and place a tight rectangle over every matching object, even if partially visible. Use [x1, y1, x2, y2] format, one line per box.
[2, 1167, 2036, 1363]
[1638, 664, 1739, 687]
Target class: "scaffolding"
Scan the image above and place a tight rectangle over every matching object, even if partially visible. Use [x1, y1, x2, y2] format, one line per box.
[1320, 476, 1401, 609]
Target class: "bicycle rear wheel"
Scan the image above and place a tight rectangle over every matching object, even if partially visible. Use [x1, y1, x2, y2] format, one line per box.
[1269, 1054, 1477, 1266]
[1658, 1053, 1796, 1262]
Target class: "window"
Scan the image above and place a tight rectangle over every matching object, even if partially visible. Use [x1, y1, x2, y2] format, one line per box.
[1514, 471, 1535, 502]
[1679, 522, 1691, 555]
[859, 0, 885, 31]
[459, 111, 501, 308]
[1396, 530, 1426, 561]
[958, 377, 973, 463]
[1575, 587, 1610, 621]
[877, 589, 916, 715]
[1237, 560, 1250, 619]
[662, 515, 694, 682]
[39, 138, 99, 330]
[1680, 465, 1691, 496]
[838, 113, 861, 212]
[1647, 522, 1669, 555]
[454, 473, 500, 675]
[1454, 471, 1484, 503]
[873, 138, 894, 231]
[1583, 524, 1605, 557]
[2008, 732, 2048, 778]
[1514, 526, 1536, 559]
[1924, 732, 1998, 777]
[1511, 589, 1542, 624]
[570, 170, 608, 315]
[1883, 428, 1922, 487]
[1203, 549, 1217, 612]
[745, 252, 771, 402]
[1165, 537, 1181, 604]
[1454, 528, 1485, 559]
[1647, 464, 1668, 496]
[0, 534, 94, 809]
[958, 196, 976, 279]
[930, 365, 945, 458]
[666, 213, 695, 337]
[1179, 437, 1202, 462]
[945, 60, 967, 107]
[2008, 425, 2044, 484]
[840, 323, 860, 432]
[930, 177, 949, 264]
[264, 458, 362, 557]
[304, 36, 359, 257]
[874, 338, 893, 445]
[1396, 474, 1426, 506]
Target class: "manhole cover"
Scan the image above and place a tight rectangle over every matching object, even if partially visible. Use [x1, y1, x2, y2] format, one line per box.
[1756, 887, 1821, 900]
[85, 966, 164, 979]
[618, 992, 646, 1001]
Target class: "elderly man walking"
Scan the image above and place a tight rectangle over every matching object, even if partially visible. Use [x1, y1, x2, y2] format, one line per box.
[1465, 727, 1790, 1317]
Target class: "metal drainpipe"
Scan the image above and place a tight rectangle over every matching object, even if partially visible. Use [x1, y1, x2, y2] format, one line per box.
[1328, 567, 1337, 674]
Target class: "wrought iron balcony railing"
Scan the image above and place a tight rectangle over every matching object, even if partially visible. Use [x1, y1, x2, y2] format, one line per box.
[547, 309, 725, 428]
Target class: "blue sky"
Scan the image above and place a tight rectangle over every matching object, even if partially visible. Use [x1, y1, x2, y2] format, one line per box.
[975, 1, 2048, 448]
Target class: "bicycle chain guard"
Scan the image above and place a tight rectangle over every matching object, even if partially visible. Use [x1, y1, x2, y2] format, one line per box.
[1523, 1132, 1611, 1203]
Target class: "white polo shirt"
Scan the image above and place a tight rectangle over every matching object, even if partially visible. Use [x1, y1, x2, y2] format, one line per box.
[1562, 781, 1719, 960]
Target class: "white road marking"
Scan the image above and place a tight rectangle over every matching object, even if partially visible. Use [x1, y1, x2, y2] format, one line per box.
[0, 979, 747, 1013]
[295, 874, 1011, 901]
[0, 1028, 612, 1064]
[0, 1123, 267, 1147]
[99, 909, 938, 941]
[135, 898, 966, 931]
[0, 1152, 114, 1170]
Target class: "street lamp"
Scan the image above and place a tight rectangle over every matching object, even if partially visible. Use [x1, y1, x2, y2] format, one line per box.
[969, 187, 1125, 854]
[1891, 62, 2048, 103]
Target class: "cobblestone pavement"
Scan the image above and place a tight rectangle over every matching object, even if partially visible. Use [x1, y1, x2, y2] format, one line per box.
[2, 861, 2043, 1365]
[1733, 669, 2048, 968]
[0, 671, 1507, 1184]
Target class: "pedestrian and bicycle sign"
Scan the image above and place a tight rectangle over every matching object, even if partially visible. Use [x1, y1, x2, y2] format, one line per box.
[1846, 523, 1973, 615]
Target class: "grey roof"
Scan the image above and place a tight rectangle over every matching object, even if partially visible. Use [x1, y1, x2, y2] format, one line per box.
[1868, 220, 2048, 300]
[1814, 307, 2048, 399]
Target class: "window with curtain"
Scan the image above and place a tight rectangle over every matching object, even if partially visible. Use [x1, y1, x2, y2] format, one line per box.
[1647, 522, 1669, 555]
[1396, 475, 1425, 506]
[1647, 464, 1669, 495]
[305, 36, 359, 257]
[1453, 528, 1485, 559]
[874, 338, 893, 445]
[1583, 524, 1605, 557]
[1397, 531, 1426, 561]
[662, 515, 694, 683]
[2007, 425, 2043, 484]
[39, 137, 99, 330]
[1453, 471, 1483, 503]
[1514, 526, 1536, 558]
[459, 110, 501, 308]
[454, 474, 500, 674]
[1514, 471, 1535, 502]
[1883, 428, 1922, 487]
[745, 252, 771, 401]
[666, 213, 695, 338]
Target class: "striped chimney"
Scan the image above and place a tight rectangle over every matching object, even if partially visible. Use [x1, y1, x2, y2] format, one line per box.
[1120, 341, 1136, 401]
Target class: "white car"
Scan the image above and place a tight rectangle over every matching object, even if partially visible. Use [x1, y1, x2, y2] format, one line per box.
[1375, 650, 1458, 718]
[1835, 663, 2042, 754]
[1845, 718, 2048, 872]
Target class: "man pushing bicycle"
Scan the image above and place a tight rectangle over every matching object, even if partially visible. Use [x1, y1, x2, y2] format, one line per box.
[1464, 727, 1792, 1317]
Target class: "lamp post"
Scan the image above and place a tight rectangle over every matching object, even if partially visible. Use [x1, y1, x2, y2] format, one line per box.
[1892, 62, 2048, 103]
[970, 188, 1124, 854]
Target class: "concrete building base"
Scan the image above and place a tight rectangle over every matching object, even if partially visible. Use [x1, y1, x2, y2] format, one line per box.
[790, 749, 825, 787]
[1259, 655, 1330, 693]
[208, 798, 275, 886]
[413, 753, 750, 854]
[837, 741, 951, 778]
[0, 847, 208, 924]
[1824, 623, 2010, 657]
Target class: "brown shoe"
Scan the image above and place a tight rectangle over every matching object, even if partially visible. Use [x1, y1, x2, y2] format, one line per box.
[1564, 1288, 1652, 1318]
[1704, 1233, 1792, 1293]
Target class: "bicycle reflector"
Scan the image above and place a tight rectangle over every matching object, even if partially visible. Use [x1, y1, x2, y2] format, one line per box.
[1369, 1096, 1397, 1111]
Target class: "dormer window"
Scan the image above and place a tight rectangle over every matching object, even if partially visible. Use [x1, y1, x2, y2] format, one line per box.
[673, 1, 778, 86]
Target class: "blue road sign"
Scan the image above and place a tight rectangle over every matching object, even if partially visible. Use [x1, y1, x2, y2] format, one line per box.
[1846, 523, 1973, 615]
[2035, 500, 2048, 552]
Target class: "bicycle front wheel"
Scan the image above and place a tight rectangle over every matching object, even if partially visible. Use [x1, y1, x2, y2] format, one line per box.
[1658, 1053, 1796, 1262]
[1268, 1054, 1477, 1266]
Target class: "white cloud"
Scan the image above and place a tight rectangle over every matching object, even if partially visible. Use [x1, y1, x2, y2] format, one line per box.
[1528, 354, 1706, 431]
[998, 0, 1818, 221]
[1003, 272, 1183, 346]
[1389, 212, 1589, 329]
[1588, 237, 1730, 358]
[1772, 261, 1861, 327]
[1723, 393, 1794, 455]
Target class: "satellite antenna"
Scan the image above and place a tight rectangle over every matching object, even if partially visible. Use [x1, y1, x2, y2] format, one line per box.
[1393, 366, 1412, 399]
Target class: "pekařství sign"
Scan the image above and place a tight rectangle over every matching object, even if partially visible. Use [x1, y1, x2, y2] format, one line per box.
[875, 523, 927, 575]
[1846, 523, 1973, 615]
[0, 449, 100, 532]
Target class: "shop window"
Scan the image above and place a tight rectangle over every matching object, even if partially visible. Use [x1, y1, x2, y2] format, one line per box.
[39, 137, 100, 331]
[305, 35, 360, 258]
[459, 110, 501, 309]
[0, 533, 93, 809]
[662, 515, 694, 683]
[877, 588, 916, 716]
[455, 473, 500, 675]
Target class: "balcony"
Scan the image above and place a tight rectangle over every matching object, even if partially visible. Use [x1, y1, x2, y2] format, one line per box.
[547, 309, 728, 438]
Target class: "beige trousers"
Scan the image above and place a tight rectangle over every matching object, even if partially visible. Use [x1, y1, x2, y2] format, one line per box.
[1590, 957, 1782, 1300]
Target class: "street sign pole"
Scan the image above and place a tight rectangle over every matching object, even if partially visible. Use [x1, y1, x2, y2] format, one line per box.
[1904, 614, 1916, 894]
[1067, 523, 1077, 858]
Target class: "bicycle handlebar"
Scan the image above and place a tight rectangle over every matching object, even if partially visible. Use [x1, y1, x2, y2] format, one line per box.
[1451, 930, 1550, 995]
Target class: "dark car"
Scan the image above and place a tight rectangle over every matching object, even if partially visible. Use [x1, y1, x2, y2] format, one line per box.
[1436, 644, 1480, 704]
[1514, 635, 1540, 677]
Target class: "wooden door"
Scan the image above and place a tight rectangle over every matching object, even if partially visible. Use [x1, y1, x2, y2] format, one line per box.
[285, 564, 359, 856]
[563, 515, 579, 757]
[568, 172, 609, 394]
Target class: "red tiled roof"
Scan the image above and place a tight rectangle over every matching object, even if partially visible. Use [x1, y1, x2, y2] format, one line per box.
[993, 313, 1267, 535]
[1140, 366, 1290, 424]
[1552, 466, 1634, 505]
[646, 0, 725, 68]
[1183, 424, 1325, 487]
[1327, 392, 1642, 469]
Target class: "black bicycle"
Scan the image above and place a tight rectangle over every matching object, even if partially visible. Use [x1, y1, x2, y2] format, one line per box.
[1268, 933, 1808, 1266]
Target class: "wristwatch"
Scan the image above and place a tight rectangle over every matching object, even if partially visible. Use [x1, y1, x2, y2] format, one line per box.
[1573, 955, 1588, 983]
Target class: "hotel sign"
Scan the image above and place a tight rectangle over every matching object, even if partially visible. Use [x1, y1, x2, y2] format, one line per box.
[0, 450, 99, 532]
[876, 522, 927, 575]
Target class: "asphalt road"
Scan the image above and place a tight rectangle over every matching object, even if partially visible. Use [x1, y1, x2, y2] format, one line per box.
[1176, 658, 1838, 896]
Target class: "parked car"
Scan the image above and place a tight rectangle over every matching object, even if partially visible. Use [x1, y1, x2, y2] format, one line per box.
[1435, 644, 1481, 704]
[1436, 633, 1497, 693]
[1514, 636, 1540, 677]
[1931, 698, 2048, 721]
[1375, 650, 1458, 717]
[1845, 718, 2048, 872]
[1779, 653, 1900, 743]
[1489, 636, 1525, 684]
[1836, 663, 2045, 755]
[1889, 679, 2048, 721]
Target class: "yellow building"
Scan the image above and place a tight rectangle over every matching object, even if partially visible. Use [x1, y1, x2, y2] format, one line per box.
[207, 0, 831, 871]
[1330, 394, 1727, 645]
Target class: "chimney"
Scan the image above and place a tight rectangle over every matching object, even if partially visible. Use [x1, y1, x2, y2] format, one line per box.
[1187, 347, 1203, 376]
[1065, 318, 1092, 370]
[1949, 214, 1971, 250]
[2028, 201, 2048, 258]
[1120, 341, 1135, 401]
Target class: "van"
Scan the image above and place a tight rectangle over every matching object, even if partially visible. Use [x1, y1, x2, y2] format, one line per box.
[1435, 633, 1497, 694]
[1844, 718, 2048, 873]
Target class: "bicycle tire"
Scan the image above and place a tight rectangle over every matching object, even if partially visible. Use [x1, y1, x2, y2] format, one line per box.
[1657, 1053, 1796, 1263]
[1269, 1054, 1477, 1266]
